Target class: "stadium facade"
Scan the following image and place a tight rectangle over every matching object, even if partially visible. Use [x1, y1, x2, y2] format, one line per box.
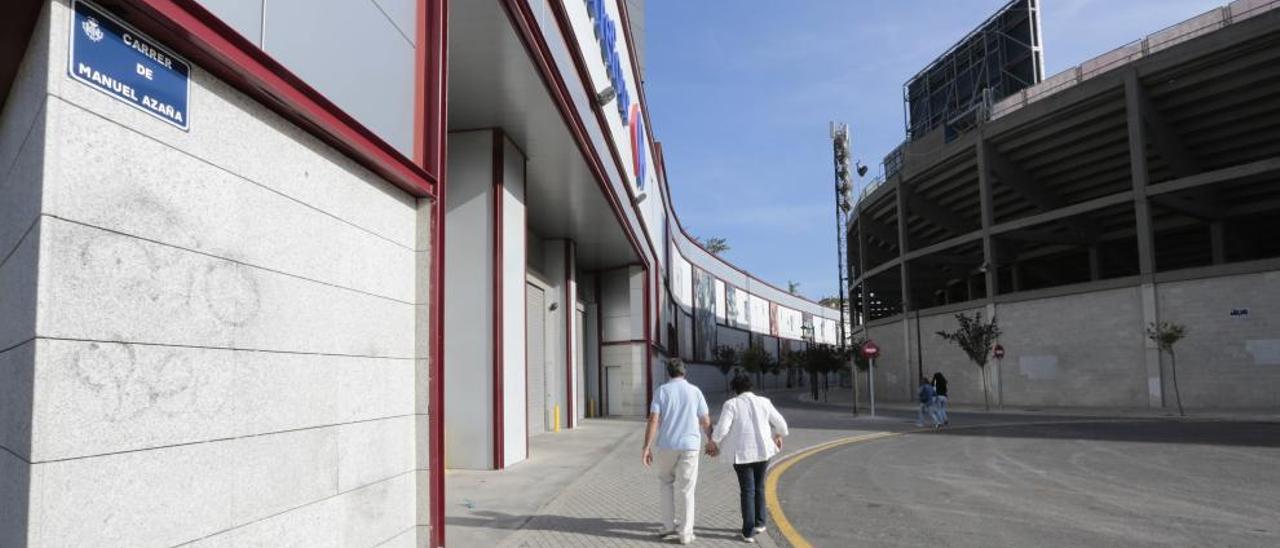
[848, 0, 1280, 411]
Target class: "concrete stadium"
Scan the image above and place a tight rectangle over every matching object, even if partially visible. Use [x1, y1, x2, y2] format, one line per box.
[847, 1, 1280, 410]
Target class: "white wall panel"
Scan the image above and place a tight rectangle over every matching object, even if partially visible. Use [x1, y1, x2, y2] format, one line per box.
[778, 306, 803, 340]
[713, 279, 726, 323]
[501, 139, 528, 466]
[672, 251, 691, 309]
[195, 0, 263, 45]
[749, 294, 770, 334]
[443, 132, 493, 469]
[262, 0, 414, 155]
[730, 286, 750, 329]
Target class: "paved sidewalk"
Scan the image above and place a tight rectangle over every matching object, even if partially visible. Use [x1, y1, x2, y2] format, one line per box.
[444, 390, 852, 547]
[497, 422, 783, 548]
[446, 419, 641, 547]
[447, 388, 878, 548]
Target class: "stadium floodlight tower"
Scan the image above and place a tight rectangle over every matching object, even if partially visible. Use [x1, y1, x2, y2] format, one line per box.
[829, 122, 865, 413]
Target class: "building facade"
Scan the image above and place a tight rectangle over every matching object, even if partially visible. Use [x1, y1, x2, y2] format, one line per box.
[0, 0, 841, 546]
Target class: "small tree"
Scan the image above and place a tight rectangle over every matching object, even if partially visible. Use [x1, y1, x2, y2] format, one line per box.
[696, 236, 730, 256]
[801, 345, 842, 401]
[1147, 321, 1188, 417]
[787, 281, 801, 295]
[936, 312, 1002, 410]
[781, 347, 803, 388]
[740, 343, 774, 391]
[768, 349, 785, 389]
[712, 345, 739, 393]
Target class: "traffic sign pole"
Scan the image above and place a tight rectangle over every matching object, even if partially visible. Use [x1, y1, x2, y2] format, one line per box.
[861, 340, 881, 417]
[992, 344, 1005, 407]
[869, 357, 876, 416]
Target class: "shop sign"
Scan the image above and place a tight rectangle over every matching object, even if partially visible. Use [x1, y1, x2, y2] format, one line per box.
[69, 0, 191, 130]
[584, 0, 631, 124]
[629, 103, 647, 190]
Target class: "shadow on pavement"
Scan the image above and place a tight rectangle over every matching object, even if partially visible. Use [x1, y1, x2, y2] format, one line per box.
[927, 419, 1280, 448]
[447, 510, 744, 543]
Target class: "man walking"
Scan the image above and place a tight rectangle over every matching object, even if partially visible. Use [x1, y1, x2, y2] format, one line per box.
[643, 359, 712, 545]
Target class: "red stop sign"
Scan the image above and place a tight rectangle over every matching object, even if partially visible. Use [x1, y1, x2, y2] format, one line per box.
[993, 344, 1005, 360]
[861, 340, 880, 359]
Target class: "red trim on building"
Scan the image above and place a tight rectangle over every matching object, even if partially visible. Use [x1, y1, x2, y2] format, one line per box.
[564, 240, 576, 429]
[644, 268, 653, 410]
[420, 2, 449, 544]
[492, 130, 506, 470]
[414, 0, 447, 181]
[116, 0, 438, 198]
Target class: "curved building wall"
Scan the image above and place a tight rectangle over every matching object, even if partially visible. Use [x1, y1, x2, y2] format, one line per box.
[559, 0, 845, 362]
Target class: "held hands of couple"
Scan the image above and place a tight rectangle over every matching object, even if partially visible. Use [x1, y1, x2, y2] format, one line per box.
[704, 441, 719, 457]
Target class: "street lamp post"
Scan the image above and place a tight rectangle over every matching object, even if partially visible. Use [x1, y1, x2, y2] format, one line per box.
[829, 122, 864, 415]
[800, 322, 815, 399]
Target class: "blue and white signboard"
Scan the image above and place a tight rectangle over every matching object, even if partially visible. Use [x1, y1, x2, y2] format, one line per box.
[69, 0, 190, 130]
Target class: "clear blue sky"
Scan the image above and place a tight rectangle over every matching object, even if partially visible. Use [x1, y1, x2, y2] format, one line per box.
[645, 0, 1224, 301]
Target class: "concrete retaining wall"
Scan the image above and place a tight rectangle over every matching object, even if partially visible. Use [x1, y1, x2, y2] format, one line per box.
[1159, 271, 1280, 407]
[861, 272, 1280, 410]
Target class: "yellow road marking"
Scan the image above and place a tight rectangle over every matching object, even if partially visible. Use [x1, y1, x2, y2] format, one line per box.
[765, 432, 900, 548]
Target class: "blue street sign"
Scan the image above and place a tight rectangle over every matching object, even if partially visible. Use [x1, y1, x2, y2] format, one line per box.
[68, 0, 190, 130]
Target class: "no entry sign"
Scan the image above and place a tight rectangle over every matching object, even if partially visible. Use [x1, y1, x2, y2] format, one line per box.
[861, 340, 880, 359]
[993, 344, 1005, 360]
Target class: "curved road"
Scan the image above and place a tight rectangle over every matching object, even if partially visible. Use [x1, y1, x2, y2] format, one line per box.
[772, 411, 1280, 547]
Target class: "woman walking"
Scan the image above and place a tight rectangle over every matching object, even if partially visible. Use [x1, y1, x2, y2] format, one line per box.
[708, 375, 789, 543]
[932, 372, 949, 425]
[916, 376, 941, 428]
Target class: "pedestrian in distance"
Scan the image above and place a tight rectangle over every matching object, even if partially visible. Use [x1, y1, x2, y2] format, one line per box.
[643, 358, 713, 545]
[708, 374, 789, 544]
[916, 375, 941, 429]
[932, 372, 949, 425]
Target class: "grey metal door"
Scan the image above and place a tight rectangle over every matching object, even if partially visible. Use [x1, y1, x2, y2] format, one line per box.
[526, 283, 546, 436]
[606, 365, 624, 416]
[575, 306, 586, 421]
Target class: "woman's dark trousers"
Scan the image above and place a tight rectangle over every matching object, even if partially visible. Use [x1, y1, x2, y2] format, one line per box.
[733, 460, 769, 537]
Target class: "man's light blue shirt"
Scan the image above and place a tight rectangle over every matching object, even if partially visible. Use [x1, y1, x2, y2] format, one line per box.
[650, 378, 709, 451]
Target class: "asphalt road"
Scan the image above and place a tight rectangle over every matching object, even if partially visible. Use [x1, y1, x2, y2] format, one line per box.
[769, 397, 1280, 547]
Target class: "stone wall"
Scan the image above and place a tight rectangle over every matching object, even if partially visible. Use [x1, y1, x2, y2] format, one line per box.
[5, 2, 432, 545]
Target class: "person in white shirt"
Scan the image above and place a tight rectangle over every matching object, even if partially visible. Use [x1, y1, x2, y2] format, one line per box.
[707, 374, 789, 543]
[643, 359, 713, 545]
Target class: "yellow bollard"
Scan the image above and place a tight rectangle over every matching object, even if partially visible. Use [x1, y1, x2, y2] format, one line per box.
[554, 404, 561, 432]
[589, 398, 596, 418]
